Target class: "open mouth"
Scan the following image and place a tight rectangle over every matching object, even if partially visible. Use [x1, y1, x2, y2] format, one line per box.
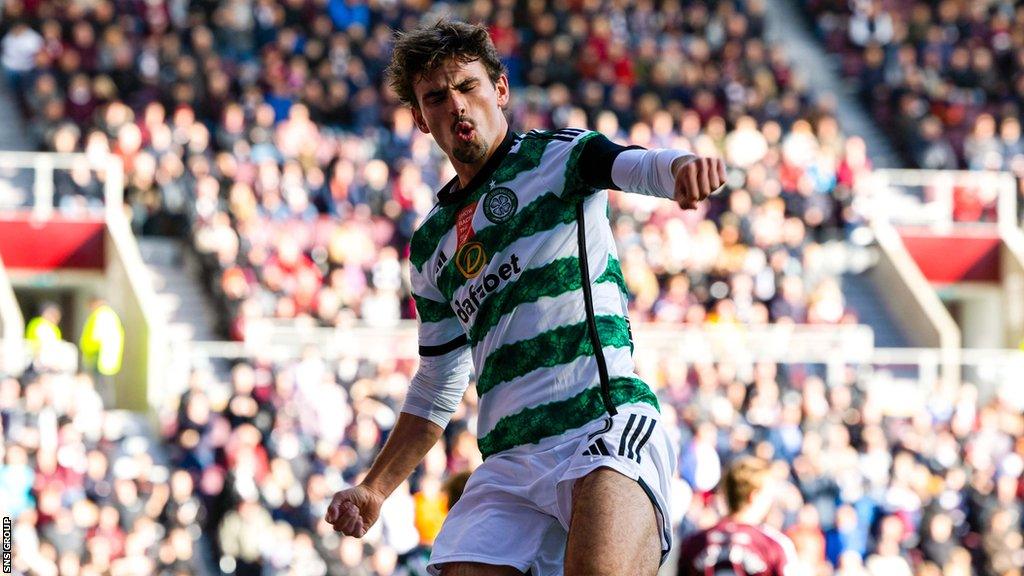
[455, 121, 476, 143]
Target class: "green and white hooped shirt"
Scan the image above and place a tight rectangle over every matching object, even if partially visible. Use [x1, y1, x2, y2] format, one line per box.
[408, 128, 661, 459]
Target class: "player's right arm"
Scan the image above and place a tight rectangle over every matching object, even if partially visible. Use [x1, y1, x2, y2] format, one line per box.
[324, 412, 445, 536]
[324, 346, 472, 537]
[573, 132, 726, 210]
[325, 257, 472, 537]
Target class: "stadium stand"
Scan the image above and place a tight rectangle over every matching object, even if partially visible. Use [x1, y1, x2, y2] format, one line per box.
[160, 354, 436, 576]
[2, 327, 210, 576]
[1, 0, 872, 341]
[799, 0, 1024, 178]
[1, 0, 1022, 576]
[147, 352, 1023, 576]
[796, 0, 1024, 228]
[7, 335, 1023, 575]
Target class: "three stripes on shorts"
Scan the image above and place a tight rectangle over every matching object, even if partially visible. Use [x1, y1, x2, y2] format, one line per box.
[582, 414, 656, 463]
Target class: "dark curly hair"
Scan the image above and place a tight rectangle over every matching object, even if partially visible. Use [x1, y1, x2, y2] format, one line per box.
[385, 19, 507, 107]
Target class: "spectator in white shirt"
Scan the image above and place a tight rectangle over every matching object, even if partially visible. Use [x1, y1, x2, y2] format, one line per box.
[2, 21, 43, 93]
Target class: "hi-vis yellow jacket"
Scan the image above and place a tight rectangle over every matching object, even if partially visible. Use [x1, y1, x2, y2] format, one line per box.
[80, 304, 124, 375]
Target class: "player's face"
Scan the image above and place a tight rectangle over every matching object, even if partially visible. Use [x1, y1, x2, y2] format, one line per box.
[410, 58, 509, 167]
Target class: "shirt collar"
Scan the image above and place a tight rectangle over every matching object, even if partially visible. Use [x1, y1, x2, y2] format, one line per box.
[437, 128, 517, 207]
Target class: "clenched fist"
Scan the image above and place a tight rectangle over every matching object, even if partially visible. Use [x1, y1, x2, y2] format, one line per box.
[673, 156, 726, 210]
[324, 484, 385, 537]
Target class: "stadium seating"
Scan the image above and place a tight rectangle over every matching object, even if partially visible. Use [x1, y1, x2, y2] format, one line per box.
[800, 0, 1024, 179]
[2, 362, 206, 575]
[3, 0, 1023, 575]
[2, 0, 868, 338]
[8, 346, 1022, 574]
[150, 352, 1022, 576]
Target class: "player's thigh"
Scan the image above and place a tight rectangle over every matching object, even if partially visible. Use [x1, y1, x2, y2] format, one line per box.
[430, 452, 564, 575]
[439, 562, 526, 576]
[564, 466, 661, 576]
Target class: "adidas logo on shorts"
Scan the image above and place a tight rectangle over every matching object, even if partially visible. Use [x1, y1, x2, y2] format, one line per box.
[582, 414, 657, 464]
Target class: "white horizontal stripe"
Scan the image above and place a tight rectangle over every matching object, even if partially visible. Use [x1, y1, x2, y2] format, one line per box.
[473, 280, 628, 369]
[418, 316, 465, 348]
[476, 345, 638, 438]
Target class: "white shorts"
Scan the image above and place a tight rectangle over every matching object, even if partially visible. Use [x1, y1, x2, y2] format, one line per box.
[428, 402, 677, 576]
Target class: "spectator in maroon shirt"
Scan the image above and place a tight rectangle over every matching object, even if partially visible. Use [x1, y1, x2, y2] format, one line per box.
[678, 456, 798, 576]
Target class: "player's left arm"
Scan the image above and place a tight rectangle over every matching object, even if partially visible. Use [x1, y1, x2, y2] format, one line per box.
[578, 133, 726, 210]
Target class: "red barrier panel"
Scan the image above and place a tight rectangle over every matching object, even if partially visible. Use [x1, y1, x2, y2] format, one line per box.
[0, 214, 105, 270]
[899, 228, 1000, 283]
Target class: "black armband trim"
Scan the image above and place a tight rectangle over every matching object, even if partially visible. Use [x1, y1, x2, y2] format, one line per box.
[419, 335, 468, 357]
[578, 134, 646, 191]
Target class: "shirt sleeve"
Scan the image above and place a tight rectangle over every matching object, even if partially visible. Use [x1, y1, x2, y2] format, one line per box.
[573, 132, 695, 199]
[764, 527, 800, 576]
[410, 257, 467, 357]
[674, 534, 700, 576]
[610, 148, 697, 199]
[578, 133, 645, 191]
[402, 344, 472, 428]
[405, 258, 472, 429]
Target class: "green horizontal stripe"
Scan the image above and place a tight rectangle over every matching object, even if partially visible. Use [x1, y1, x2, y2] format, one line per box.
[478, 377, 659, 458]
[468, 257, 579, 345]
[594, 259, 633, 353]
[469, 257, 627, 346]
[413, 294, 455, 323]
[438, 192, 576, 301]
[476, 315, 631, 397]
[595, 257, 628, 299]
[410, 206, 457, 272]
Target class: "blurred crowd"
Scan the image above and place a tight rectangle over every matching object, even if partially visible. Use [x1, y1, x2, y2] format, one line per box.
[663, 358, 1024, 576]
[5, 339, 1024, 576]
[3, 0, 1021, 575]
[154, 352, 1024, 576]
[1, 363, 204, 576]
[801, 0, 1024, 179]
[0, 0, 872, 337]
[160, 351, 472, 576]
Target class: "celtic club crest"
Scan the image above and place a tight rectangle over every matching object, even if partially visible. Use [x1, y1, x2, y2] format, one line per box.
[483, 187, 518, 224]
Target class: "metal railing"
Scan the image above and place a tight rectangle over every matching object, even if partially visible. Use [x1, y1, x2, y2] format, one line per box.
[0, 252, 24, 374]
[146, 323, 876, 404]
[239, 319, 874, 360]
[869, 347, 1024, 406]
[860, 169, 1017, 232]
[0, 151, 124, 220]
[172, 333, 1024, 406]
